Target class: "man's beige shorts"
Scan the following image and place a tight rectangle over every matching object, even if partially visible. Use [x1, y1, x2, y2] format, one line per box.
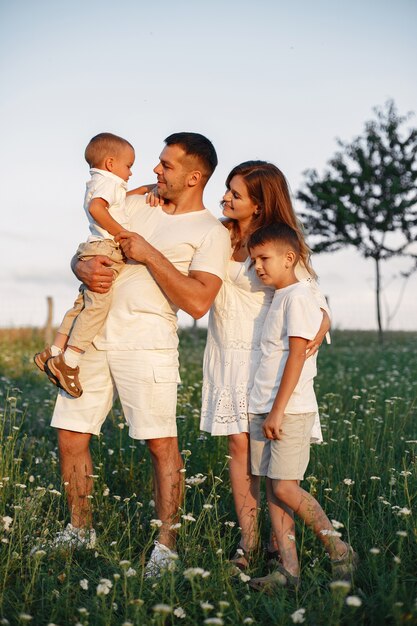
[51, 345, 180, 440]
[249, 412, 316, 480]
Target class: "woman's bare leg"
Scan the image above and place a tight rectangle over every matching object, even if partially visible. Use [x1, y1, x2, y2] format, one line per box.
[228, 433, 260, 553]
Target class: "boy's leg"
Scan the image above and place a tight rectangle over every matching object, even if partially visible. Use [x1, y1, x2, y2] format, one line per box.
[228, 433, 260, 554]
[266, 477, 299, 577]
[272, 479, 348, 560]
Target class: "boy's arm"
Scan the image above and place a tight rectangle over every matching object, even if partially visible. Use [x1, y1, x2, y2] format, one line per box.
[88, 197, 128, 237]
[263, 336, 308, 440]
[127, 183, 157, 196]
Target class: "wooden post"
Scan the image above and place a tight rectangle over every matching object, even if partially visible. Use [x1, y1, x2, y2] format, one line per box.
[45, 296, 53, 345]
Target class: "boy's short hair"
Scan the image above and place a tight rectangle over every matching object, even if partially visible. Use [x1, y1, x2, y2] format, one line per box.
[164, 132, 218, 182]
[248, 222, 301, 257]
[85, 132, 134, 168]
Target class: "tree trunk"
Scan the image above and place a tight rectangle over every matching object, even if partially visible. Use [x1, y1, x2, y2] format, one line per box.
[375, 257, 383, 344]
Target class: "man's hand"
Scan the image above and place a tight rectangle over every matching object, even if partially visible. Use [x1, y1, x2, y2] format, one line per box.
[115, 231, 153, 263]
[75, 255, 114, 293]
[263, 411, 284, 440]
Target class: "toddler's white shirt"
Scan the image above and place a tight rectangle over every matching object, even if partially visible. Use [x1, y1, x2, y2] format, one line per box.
[84, 168, 129, 241]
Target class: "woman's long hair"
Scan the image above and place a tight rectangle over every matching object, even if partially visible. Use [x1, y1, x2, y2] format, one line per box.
[224, 160, 316, 277]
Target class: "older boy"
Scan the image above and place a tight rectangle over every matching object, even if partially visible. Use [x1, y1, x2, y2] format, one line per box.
[247, 223, 357, 591]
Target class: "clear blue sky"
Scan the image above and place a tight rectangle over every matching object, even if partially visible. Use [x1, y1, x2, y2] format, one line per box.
[1, 0, 416, 329]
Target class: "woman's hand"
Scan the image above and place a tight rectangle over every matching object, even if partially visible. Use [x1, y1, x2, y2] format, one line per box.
[305, 333, 324, 358]
[306, 310, 331, 358]
[74, 256, 114, 293]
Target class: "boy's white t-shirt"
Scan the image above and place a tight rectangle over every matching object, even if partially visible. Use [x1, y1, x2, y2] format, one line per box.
[249, 282, 322, 415]
[84, 168, 129, 241]
[93, 195, 231, 351]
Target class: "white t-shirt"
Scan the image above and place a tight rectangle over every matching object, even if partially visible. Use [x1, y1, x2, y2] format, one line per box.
[93, 195, 231, 351]
[84, 168, 129, 241]
[249, 282, 322, 415]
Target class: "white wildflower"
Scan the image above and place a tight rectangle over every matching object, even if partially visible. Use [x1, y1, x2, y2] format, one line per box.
[204, 619, 223, 625]
[290, 608, 306, 623]
[125, 567, 137, 577]
[2, 516, 13, 532]
[330, 580, 351, 591]
[346, 595, 362, 607]
[343, 479, 355, 486]
[239, 572, 251, 583]
[184, 567, 210, 579]
[200, 601, 214, 611]
[369, 548, 380, 555]
[152, 604, 172, 614]
[150, 519, 163, 528]
[96, 578, 113, 596]
[174, 607, 186, 619]
[397, 507, 411, 516]
[79, 579, 89, 590]
[181, 514, 196, 522]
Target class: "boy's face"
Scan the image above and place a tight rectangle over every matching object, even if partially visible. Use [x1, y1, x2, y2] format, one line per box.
[111, 145, 135, 182]
[250, 241, 296, 289]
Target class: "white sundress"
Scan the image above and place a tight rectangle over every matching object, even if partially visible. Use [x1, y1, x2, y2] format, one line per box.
[200, 258, 327, 439]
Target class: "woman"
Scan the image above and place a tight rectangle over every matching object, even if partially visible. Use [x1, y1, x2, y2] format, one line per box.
[200, 161, 330, 568]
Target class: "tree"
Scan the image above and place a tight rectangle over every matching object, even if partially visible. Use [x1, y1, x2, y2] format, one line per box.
[297, 100, 417, 342]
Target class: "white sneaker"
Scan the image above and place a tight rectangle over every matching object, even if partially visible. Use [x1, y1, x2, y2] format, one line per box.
[144, 541, 178, 578]
[51, 523, 97, 549]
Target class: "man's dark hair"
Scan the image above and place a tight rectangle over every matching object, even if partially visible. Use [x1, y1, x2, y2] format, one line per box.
[248, 222, 301, 256]
[164, 132, 218, 181]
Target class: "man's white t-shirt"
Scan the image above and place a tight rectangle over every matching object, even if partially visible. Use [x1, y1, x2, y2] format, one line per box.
[84, 169, 129, 241]
[249, 282, 322, 415]
[93, 195, 231, 351]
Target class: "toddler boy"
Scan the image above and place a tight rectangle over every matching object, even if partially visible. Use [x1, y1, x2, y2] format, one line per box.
[34, 132, 139, 397]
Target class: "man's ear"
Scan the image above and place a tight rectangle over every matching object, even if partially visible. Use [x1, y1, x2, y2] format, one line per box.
[187, 170, 202, 187]
[104, 157, 114, 172]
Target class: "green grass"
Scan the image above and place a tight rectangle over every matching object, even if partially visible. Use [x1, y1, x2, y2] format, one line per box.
[0, 328, 416, 625]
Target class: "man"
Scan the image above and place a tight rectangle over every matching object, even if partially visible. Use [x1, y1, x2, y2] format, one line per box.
[49, 132, 231, 576]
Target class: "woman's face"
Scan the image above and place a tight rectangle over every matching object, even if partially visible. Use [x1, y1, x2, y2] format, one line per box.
[222, 175, 258, 225]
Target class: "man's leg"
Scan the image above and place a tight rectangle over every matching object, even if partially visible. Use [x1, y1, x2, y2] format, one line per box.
[147, 436, 184, 549]
[58, 429, 93, 528]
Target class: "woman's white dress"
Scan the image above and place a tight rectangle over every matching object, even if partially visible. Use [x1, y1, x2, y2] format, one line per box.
[200, 258, 328, 439]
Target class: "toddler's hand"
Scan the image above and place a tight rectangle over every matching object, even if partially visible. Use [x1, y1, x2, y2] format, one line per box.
[146, 186, 164, 207]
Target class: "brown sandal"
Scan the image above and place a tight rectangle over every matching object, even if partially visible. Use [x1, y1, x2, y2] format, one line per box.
[249, 564, 300, 593]
[34, 346, 53, 372]
[229, 544, 256, 572]
[45, 353, 83, 398]
[331, 544, 358, 580]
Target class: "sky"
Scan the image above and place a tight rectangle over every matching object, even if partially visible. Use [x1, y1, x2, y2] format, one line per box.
[1, 0, 416, 331]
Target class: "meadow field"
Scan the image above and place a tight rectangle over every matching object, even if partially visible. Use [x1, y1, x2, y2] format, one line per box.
[0, 328, 416, 626]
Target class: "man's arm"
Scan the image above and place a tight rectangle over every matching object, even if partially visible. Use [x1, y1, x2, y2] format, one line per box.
[115, 231, 222, 318]
[263, 336, 307, 440]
